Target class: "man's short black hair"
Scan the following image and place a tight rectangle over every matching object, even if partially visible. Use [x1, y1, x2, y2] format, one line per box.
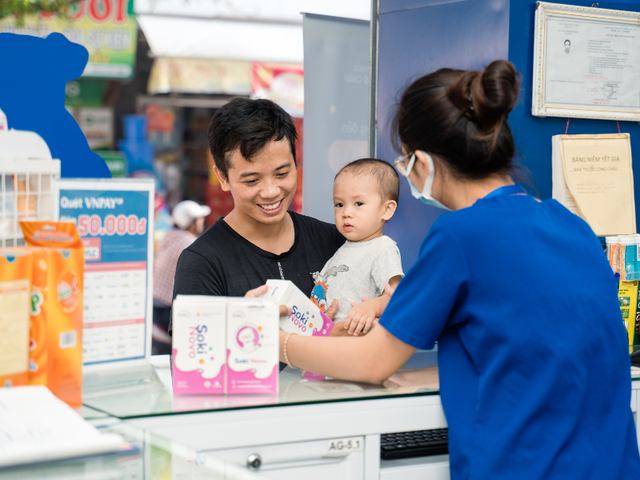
[207, 98, 298, 180]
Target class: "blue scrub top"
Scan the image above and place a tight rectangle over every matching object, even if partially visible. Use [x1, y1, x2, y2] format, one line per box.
[380, 190, 640, 479]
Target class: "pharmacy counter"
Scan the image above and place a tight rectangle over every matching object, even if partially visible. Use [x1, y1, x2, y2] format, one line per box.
[0, 413, 271, 480]
[79, 352, 640, 480]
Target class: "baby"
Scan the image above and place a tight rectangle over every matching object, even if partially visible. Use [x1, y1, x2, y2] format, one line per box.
[311, 158, 403, 335]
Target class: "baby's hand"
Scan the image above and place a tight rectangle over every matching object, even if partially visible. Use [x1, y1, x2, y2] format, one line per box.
[344, 297, 376, 336]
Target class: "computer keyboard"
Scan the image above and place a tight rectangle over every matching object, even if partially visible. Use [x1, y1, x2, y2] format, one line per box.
[380, 428, 448, 460]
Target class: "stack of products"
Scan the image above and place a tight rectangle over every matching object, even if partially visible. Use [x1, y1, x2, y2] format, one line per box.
[607, 235, 640, 346]
[0, 221, 84, 408]
[172, 296, 279, 395]
[172, 280, 336, 395]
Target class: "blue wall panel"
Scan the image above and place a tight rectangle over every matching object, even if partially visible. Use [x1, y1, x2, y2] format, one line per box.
[377, 0, 509, 270]
[377, 0, 640, 271]
[508, 1, 640, 213]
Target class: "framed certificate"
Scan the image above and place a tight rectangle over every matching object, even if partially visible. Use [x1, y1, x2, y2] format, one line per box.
[532, 2, 640, 121]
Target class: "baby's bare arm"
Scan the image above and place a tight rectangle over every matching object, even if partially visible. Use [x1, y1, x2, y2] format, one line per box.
[343, 275, 403, 335]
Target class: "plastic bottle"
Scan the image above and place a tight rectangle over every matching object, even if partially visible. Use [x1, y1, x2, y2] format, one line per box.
[606, 236, 620, 274]
[618, 235, 635, 281]
[631, 234, 640, 281]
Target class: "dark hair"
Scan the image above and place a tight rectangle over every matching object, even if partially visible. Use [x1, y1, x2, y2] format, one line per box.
[337, 158, 400, 203]
[392, 60, 521, 179]
[207, 98, 298, 179]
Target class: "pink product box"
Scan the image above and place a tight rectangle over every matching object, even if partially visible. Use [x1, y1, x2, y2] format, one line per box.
[226, 299, 279, 395]
[263, 279, 334, 337]
[172, 296, 226, 395]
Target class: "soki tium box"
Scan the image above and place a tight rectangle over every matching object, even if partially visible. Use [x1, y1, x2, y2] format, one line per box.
[263, 279, 334, 337]
[172, 296, 226, 394]
[172, 296, 279, 394]
[226, 298, 279, 395]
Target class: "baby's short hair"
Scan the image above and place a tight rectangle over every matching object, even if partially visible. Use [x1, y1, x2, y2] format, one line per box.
[337, 158, 400, 203]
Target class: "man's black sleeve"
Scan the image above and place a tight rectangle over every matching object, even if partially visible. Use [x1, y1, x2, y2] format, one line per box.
[168, 248, 224, 334]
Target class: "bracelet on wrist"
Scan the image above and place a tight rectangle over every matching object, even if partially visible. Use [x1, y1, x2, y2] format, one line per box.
[283, 332, 297, 369]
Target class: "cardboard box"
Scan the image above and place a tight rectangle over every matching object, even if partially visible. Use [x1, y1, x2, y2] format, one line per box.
[226, 298, 279, 394]
[172, 295, 226, 394]
[20, 221, 84, 408]
[263, 279, 334, 336]
[0, 249, 33, 388]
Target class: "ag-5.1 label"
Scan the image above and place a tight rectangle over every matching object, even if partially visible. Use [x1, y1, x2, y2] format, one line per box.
[325, 436, 364, 457]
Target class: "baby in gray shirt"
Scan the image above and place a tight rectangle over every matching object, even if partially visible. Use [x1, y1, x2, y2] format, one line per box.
[311, 159, 404, 335]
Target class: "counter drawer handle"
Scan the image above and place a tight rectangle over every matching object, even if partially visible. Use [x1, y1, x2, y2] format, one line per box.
[247, 454, 262, 470]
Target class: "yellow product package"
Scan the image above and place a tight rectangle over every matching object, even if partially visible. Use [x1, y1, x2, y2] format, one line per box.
[618, 281, 638, 348]
[20, 221, 84, 408]
[0, 249, 33, 388]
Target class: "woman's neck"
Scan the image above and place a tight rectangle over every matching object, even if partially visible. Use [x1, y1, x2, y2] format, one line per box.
[439, 171, 515, 211]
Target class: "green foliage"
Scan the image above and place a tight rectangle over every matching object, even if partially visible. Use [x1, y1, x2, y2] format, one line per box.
[0, 0, 81, 25]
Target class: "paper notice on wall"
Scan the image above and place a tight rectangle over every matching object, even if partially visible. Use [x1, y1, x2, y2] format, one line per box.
[552, 134, 635, 235]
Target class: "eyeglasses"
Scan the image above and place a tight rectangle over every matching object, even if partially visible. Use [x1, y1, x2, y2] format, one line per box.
[394, 152, 415, 177]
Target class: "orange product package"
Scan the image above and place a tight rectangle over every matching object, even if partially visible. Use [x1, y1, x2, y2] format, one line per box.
[19, 221, 84, 408]
[0, 248, 33, 388]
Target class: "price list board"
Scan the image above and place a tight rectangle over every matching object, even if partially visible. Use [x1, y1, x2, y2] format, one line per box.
[54, 179, 154, 368]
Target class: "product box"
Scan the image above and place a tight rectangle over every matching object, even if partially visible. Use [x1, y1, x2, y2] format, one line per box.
[172, 295, 226, 394]
[20, 221, 84, 408]
[263, 279, 334, 336]
[226, 298, 279, 394]
[0, 249, 33, 388]
[619, 281, 640, 348]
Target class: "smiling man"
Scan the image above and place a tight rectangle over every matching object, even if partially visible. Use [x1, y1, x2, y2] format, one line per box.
[169, 98, 345, 334]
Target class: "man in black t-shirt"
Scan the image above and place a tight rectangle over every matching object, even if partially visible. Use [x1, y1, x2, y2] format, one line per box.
[170, 98, 345, 334]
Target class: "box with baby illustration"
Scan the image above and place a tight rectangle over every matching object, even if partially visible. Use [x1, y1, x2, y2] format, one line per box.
[172, 296, 279, 395]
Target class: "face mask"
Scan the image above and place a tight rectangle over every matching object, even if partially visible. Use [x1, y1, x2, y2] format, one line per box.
[400, 151, 451, 211]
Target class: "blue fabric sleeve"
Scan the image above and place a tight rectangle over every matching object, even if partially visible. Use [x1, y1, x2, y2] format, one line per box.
[379, 222, 470, 350]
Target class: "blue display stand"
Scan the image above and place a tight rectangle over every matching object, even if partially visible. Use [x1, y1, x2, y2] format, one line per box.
[0, 32, 110, 178]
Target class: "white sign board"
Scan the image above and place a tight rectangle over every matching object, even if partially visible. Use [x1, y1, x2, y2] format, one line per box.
[54, 178, 154, 372]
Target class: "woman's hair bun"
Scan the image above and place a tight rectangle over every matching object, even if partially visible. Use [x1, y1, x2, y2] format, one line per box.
[393, 59, 521, 179]
[449, 60, 521, 132]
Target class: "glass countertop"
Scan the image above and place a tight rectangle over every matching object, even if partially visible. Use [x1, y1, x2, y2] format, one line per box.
[82, 349, 640, 421]
[82, 350, 441, 420]
[0, 416, 270, 480]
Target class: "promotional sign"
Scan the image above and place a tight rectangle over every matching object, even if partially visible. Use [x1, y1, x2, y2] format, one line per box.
[251, 62, 304, 118]
[0, 0, 137, 79]
[54, 178, 154, 369]
[302, 15, 369, 223]
[76, 107, 114, 150]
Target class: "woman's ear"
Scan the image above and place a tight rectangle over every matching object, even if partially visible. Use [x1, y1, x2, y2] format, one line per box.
[213, 166, 231, 192]
[413, 150, 431, 174]
[409, 150, 431, 192]
[382, 200, 397, 221]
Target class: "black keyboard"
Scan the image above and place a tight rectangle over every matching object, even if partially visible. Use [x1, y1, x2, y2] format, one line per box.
[380, 428, 448, 460]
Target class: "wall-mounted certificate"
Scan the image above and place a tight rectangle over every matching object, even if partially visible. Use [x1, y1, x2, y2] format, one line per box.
[533, 2, 640, 121]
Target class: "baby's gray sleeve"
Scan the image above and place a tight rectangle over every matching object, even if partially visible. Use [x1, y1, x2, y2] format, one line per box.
[371, 243, 404, 294]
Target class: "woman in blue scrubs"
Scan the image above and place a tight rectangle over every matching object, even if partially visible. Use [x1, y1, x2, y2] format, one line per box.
[277, 60, 640, 479]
